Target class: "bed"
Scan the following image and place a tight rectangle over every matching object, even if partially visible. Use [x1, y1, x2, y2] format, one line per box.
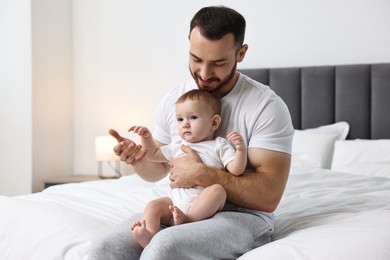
[1, 63, 390, 260]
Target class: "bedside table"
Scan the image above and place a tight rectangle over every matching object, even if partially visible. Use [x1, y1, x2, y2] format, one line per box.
[44, 175, 109, 189]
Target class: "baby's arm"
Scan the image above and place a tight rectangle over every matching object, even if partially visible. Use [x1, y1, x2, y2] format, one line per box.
[128, 126, 168, 163]
[225, 131, 247, 176]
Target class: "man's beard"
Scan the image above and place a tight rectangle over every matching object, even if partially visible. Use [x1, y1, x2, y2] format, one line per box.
[190, 63, 237, 95]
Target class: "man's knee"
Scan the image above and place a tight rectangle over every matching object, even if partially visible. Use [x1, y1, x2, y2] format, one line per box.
[89, 234, 143, 260]
[88, 238, 115, 260]
[142, 228, 185, 259]
[88, 218, 144, 260]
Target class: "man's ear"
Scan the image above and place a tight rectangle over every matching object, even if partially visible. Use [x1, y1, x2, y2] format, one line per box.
[237, 44, 248, 63]
[211, 115, 222, 131]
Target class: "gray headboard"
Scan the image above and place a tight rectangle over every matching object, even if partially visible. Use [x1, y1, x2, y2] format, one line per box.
[240, 63, 390, 140]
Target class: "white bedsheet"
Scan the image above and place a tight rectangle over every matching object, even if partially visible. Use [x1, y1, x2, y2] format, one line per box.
[239, 168, 390, 260]
[1, 168, 390, 260]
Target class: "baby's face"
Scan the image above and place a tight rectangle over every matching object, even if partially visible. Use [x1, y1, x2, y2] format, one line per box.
[175, 99, 216, 143]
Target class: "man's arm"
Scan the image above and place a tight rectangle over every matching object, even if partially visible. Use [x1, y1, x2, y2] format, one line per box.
[169, 145, 291, 212]
[110, 129, 170, 182]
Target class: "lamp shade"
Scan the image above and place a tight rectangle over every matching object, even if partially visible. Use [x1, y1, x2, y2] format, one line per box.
[95, 136, 118, 161]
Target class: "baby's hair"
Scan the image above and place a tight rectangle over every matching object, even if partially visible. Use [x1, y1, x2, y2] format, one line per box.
[176, 89, 221, 116]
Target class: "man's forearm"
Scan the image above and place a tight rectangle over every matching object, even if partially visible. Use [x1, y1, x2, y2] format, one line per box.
[198, 162, 289, 212]
[169, 146, 291, 212]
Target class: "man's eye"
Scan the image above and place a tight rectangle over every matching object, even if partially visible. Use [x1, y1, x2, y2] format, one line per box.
[213, 62, 225, 67]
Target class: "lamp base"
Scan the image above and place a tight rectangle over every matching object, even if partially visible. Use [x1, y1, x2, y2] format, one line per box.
[97, 160, 121, 178]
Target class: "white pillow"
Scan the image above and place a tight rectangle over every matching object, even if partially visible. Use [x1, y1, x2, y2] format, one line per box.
[331, 139, 390, 178]
[292, 121, 350, 169]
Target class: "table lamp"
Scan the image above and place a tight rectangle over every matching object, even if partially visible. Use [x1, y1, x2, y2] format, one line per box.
[95, 136, 121, 178]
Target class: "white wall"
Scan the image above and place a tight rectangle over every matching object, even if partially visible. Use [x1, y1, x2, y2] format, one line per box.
[241, 0, 390, 68]
[72, 0, 390, 175]
[0, 0, 32, 195]
[31, 0, 73, 192]
[0, 0, 73, 195]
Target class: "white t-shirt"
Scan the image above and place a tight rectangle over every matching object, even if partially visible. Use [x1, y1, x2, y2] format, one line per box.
[152, 72, 294, 223]
[153, 73, 294, 156]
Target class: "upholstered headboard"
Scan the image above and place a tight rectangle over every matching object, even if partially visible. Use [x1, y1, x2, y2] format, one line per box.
[240, 63, 390, 140]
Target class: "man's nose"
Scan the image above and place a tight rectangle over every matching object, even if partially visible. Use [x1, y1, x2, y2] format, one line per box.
[199, 64, 213, 80]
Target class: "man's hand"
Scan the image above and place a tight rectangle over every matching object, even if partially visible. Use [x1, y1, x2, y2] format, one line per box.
[109, 129, 147, 165]
[169, 144, 204, 188]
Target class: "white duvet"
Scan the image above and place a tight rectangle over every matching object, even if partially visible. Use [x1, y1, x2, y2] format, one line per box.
[1, 167, 390, 260]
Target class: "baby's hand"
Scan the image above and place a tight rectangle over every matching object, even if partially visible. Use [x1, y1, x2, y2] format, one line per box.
[227, 131, 246, 151]
[128, 126, 151, 138]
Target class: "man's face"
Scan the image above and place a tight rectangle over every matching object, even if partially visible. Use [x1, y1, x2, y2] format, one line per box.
[188, 27, 241, 97]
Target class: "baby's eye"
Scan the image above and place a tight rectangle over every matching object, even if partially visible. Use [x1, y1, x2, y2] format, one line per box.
[177, 118, 183, 122]
[190, 115, 198, 120]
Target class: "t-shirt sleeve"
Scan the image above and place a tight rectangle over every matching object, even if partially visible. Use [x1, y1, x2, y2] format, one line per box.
[249, 96, 294, 154]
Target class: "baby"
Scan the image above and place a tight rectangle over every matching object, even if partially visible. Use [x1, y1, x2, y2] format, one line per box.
[129, 89, 247, 248]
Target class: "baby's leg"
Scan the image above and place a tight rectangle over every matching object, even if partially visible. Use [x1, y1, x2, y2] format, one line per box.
[171, 184, 226, 225]
[131, 196, 173, 248]
[131, 219, 151, 248]
[169, 205, 186, 225]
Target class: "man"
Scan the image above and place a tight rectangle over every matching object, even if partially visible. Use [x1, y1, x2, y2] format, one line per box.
[89, 6, 293, 260]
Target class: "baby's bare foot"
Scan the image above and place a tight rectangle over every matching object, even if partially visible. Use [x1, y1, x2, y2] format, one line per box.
[131, 220, 153, 248]
[169, 205, 187, 225]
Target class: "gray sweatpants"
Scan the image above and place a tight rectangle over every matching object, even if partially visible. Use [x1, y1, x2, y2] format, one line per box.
[88, 211, 273, 260]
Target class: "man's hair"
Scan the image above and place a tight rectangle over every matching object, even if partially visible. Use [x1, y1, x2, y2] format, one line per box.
[190, 6, 246, 49]
[176, 89, 221, 116]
